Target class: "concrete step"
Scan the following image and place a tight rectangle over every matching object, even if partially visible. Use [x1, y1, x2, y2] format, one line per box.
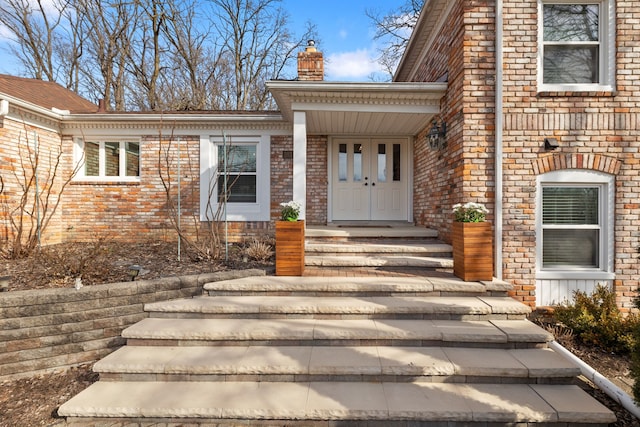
[203, 275, 512, 297]
[305, 254, 453, 268]
[305, 225, 439, 240]
[94, 345, 581, 383]
[305, 241, 452, 256]
[58, 381, 616, 425]
[121, 318, 553, 348]
[144, 295, 530, 320]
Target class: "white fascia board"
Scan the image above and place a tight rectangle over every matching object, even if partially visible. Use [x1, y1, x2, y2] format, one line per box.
[290, 101, 440, 115]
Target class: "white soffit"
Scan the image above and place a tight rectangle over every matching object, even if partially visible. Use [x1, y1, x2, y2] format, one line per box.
[267, 81, 447, 136]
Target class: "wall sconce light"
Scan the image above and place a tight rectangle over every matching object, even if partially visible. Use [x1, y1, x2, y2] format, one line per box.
[0, 276, 10, 292]
[128, 265, 141, 281]
[544, 137, 559, 150]
[427, 119, 447, 150]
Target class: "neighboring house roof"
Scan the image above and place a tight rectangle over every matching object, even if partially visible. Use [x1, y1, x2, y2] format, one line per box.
[0, 74, 98, 114]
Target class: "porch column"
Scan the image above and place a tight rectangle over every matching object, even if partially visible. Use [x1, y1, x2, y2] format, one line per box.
[293, 110, 307, 219]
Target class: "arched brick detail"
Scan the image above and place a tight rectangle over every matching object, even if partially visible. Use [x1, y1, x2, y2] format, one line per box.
[532, 153, 622, 176]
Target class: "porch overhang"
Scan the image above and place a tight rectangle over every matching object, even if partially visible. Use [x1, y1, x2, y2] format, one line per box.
[266, 81, 447, 136]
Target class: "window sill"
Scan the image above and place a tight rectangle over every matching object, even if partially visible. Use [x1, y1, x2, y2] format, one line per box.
[72, 178, 141, 186]
[536, 270, 615, 280]
[537, 85, 615, 98]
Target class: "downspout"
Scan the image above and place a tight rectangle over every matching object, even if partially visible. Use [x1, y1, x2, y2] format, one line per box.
[495, 0, 504, 280]
[549, 340, 640, 419]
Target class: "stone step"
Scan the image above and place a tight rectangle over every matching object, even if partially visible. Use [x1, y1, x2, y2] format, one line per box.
[305, 225, 439, 240]
[203, 275, 512, 297]
[144, 295, 530, 320]
[305, 254, 453, 268]
[94, 345, 580, 383]
[121, 318, 553, 348]
[305, 241, 452, 256]
[58, 381, 616, 425]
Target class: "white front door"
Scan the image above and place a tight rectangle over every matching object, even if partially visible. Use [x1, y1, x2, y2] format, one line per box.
[331, 137, 408, 221]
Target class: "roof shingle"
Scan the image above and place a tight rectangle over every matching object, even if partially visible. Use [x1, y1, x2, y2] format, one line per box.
[0, 74, 98, 114]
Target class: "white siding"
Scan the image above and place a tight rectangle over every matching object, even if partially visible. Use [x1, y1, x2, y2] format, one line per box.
[536, 279, 613, 306]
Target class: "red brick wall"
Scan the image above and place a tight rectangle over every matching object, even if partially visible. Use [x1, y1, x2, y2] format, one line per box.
[306, 136, 328, 225]
[412, 0, 495, 244]
[409, 0, 640, 309]
[0, 118, 67, 251]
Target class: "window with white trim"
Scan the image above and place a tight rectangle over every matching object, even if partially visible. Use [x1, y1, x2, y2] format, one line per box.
[537, 170, 614, 279]
[539, 0, 615, 92]
[201, 134, 270, 222]
[76, 139, 140, 180]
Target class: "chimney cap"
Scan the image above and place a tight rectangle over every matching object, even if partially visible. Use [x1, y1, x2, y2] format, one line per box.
[306, 40, 317, 52]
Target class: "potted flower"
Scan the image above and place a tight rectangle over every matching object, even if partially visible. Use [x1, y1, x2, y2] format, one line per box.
[275, 201, 305, 276]
[451, 202, 493, 281]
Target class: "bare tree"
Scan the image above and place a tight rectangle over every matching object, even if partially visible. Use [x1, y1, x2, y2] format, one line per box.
[0, 127, 82, 259]
[210, 0, 315, 110]
[0, 0, 72, 82]
[366, 0, 424, 79]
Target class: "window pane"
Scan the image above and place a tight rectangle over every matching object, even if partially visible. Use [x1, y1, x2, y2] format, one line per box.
[218, 174, 256, 203]
[125, 142, 140, 177]
[543, 4, 599, 42]
[218, 145, 256, 172]
[84, 141, 99, 176]
[392, 144, 401, 181]
[544, 45, 599, 84]
[105, 142, 120, 176]
[338, 143, 347, 181]
[353, 144, 362, 181]
[377, 144, 387, 182]
[543, 187, 598, 225]
[543, 228, 599, 267]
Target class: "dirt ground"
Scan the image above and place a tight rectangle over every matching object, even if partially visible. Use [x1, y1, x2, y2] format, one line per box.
[0, 241, 638, 426]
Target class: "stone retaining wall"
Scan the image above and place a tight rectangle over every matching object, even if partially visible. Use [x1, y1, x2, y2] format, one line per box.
[0, 269, 265, 379]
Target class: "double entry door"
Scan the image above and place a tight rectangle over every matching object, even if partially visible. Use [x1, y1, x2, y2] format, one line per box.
[331, 137, 408, 221]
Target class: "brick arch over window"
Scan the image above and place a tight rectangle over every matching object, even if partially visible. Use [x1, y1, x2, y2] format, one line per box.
[532, 154, 622, 176]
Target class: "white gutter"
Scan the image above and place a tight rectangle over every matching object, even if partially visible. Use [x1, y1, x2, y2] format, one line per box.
[495, 0, 504, 280]
[549, 340, 640, 419]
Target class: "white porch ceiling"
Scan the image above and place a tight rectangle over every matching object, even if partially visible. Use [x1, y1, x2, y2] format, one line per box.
[266, 81, 447, 136]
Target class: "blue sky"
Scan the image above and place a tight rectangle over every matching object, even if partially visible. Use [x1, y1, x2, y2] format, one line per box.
[281, 0, 392, 81]
[0, 0, 400, 82]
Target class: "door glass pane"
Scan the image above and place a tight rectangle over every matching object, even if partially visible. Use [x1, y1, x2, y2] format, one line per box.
[125, 142, 140, 177]
[338, 143, 347, 181]
[84, 141, 99, 176]
[353, 143, 362, 181]
[377, 144, 386, 182]
[392, 144, 401, 181]
[105, 141, 120, 176]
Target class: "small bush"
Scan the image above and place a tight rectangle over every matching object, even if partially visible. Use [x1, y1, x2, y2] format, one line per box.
[245, 239, 273, 262]
[553, 283, 638, 354]
[35, 239, 113, 286]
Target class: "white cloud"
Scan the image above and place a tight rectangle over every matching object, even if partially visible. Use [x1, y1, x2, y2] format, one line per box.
[325, 49, 385, 81]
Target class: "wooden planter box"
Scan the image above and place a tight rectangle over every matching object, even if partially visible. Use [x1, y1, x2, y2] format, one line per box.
[452, 221, 493, 281]
[275, 220, 305, 276]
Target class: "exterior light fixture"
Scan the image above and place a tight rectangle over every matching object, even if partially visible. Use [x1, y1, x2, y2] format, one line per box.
[0, 276, 9, 292]
[544, 137, 559, 150]
[128, 265, 141, 281]
[427, 119, 447, 150]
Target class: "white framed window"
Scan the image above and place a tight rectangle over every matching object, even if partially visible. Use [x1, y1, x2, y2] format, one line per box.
[75, 138, 140, 181]
[200, 133, 270, 222]
[536, 169, 614, 280]
[538, 0, 615, 92]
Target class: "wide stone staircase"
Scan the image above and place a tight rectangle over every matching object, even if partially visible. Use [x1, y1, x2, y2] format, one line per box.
[59, 274, 616, 426]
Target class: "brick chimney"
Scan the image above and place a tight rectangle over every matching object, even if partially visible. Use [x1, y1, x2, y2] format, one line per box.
[297, 40, 324, 81]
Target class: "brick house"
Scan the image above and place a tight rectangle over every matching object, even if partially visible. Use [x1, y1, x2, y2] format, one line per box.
[1, 0, 638, 310]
